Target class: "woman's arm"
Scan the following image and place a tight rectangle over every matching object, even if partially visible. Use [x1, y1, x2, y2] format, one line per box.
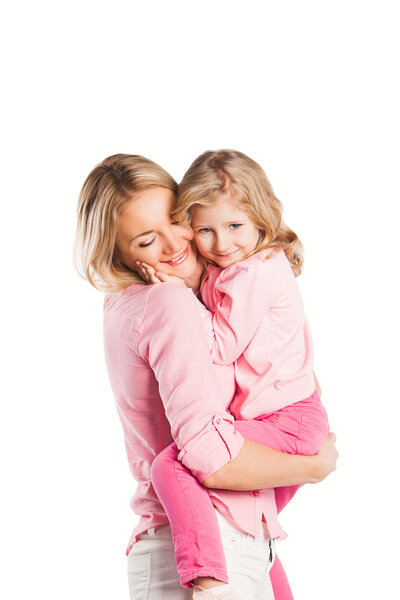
[139, 284, 338, 490]
[202, 433, 338, 490]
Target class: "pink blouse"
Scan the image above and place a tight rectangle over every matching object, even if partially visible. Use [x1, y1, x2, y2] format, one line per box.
[200, 249, 315, 420]
[103, 282, 286, 554]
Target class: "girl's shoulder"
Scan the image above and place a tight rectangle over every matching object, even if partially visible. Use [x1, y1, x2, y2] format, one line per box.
[218, 248, 288, 278]
[215, 249, 295, 297]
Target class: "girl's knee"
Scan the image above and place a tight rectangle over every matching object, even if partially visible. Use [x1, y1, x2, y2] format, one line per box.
[150, 442, 179, 482]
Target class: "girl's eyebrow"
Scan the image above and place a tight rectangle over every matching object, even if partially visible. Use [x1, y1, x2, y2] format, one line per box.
[194, 220, 246, 227]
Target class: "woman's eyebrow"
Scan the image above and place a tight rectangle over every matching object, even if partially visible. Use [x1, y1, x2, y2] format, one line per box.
[130, 230, 154, 242]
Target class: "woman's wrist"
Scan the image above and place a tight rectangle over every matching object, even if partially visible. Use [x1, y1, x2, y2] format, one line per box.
[305, 454, 325, 484]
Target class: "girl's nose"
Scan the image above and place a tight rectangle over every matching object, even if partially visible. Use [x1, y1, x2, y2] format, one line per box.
[214, 232, 229, 252]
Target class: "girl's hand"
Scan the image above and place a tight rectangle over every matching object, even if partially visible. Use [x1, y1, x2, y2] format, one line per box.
[136, 261, 188, 288]
[312, 432, 338, 482]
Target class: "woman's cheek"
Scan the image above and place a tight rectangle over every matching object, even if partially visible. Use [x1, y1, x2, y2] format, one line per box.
[193, 235, 206, 255]
[139, 248, 159, 267]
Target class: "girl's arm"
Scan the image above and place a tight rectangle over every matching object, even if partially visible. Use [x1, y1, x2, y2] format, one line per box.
[139, 284, 338, 490]
[203, 255, 276, 365]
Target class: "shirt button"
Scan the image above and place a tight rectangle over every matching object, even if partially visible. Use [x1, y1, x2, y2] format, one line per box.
[215, 418, 221, 425]
[274, 380, 281, 390]
[252, 490, 260, 497]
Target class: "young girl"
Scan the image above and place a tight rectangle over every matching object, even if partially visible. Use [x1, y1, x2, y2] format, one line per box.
[138, 150, 330, 600]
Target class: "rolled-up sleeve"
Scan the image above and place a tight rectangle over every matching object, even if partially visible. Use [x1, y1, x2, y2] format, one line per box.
[136, 283, 245, 482]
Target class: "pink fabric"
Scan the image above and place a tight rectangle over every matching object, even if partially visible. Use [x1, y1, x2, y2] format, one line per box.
[270, 555, 294, 600]
[200, 249, 316, 419]
[103, 282, 285, 555]
[151, 390, 328, 587]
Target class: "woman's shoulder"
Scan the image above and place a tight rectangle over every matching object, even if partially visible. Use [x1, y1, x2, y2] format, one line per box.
[105, 281, 199, 320]
[143, 282, 200, 318]
[104, 282, 147, 313]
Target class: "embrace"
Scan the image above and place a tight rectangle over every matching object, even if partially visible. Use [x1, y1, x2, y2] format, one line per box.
[75, 150, 338, 600]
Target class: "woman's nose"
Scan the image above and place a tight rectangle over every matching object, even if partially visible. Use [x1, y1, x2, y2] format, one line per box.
[163, 231, 182, 253]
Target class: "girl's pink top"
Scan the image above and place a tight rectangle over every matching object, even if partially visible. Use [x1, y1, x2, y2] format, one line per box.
[103, 282, 286, 554]
[200, 249, 315, 420]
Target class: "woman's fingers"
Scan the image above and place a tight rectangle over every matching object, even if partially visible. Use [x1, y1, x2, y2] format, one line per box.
[315, 432, 338, 481]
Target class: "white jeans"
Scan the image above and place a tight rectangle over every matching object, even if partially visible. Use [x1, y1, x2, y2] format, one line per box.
[127, 511, 276, 600]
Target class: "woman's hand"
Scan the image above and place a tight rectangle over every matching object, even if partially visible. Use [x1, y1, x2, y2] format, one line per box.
[311, 432, 338, 483]
[136, 261, 188, 288]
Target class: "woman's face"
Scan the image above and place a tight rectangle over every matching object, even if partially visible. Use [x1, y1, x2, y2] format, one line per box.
[117, 187, 199, 279]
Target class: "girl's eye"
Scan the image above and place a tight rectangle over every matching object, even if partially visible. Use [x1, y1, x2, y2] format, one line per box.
[171, 221, 179, 226]
[198, 228, 212, 234]
[229, 223, 242, 230]
[139, 238, 155, 248]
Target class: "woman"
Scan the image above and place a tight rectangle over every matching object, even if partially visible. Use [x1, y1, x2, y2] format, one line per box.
[75, 153, 337, 600]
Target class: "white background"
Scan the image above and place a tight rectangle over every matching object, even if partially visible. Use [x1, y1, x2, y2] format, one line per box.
[1, 1, 399, 598]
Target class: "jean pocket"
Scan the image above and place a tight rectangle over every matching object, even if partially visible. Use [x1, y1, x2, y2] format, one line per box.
[297, 413, 329, 455]
[127, 552, 150, 600]
[271, 410, 303, 453]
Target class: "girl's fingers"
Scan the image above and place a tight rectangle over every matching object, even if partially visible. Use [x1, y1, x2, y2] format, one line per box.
[136, 261, 173, 285]
[155, 271, 171, 283]
[136, 262, 156, 283]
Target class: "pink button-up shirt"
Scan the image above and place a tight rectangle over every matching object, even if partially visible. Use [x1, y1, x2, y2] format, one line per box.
[103, 282, 286, 554]
[200, 249, 315, 420]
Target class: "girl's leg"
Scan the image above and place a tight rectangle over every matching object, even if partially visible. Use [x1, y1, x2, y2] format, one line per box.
[151, 433, 296, 597]
[269, 555, 294, 600]
[234, 418, 302, 514]
[151, 443, 229, 588]
[235, 392, 329, 514]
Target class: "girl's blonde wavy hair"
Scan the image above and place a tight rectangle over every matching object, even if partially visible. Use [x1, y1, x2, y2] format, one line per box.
[176, 150, 303, 276]
[74, 153, 178, 293]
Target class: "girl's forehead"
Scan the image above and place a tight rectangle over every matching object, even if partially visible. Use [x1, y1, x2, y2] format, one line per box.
[191, 196, 248, 223]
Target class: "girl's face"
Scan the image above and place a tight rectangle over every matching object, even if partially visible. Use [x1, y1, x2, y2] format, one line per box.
[117, 187, 199, 279]
[191, 196, 260, 268]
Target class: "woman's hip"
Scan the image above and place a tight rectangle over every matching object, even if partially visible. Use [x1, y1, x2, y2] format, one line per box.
[128, 515, 276, 599]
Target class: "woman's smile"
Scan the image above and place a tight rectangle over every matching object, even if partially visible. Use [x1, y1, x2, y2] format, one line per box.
[117, 187, 200, 282]
[161, 245, 190, 266]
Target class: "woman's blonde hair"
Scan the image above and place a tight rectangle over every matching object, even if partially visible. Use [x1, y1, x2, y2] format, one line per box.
[74, 153, 178, 293]
[176, 150, 303, 275]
